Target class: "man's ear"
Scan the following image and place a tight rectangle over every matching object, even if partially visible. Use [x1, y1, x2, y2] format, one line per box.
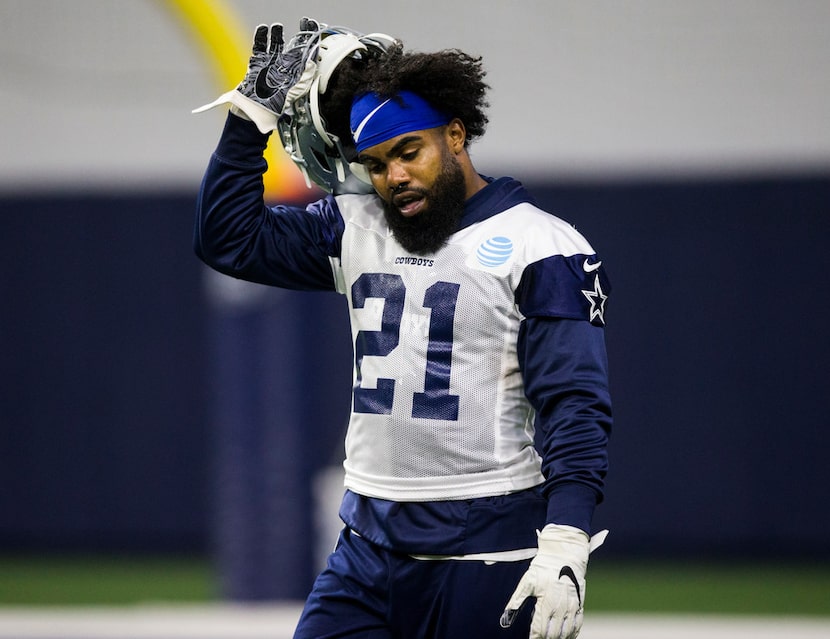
[445, 118, 467, 153]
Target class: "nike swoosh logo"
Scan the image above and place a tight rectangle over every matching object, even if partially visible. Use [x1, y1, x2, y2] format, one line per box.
[559, 565, 582, 606]
[583, 258, 602, 273]
[254, 67, 279, 99]
[352, 98, 392, 143]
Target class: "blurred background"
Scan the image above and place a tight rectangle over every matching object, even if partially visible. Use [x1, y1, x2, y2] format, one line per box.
[1, 0, 829, 619]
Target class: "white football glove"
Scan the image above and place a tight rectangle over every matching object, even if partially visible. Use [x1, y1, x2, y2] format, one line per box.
[193, 19, 321, 133]
[500, 525, 608, 639]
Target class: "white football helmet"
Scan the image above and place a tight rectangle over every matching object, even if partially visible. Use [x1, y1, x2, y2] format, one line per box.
[278, 22, 397, 194]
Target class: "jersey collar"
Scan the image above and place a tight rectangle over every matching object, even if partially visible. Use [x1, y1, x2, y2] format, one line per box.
[457, 176, 537, 231]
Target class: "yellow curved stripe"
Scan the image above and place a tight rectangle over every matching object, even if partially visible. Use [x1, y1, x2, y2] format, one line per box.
[161, 0, 314, 202]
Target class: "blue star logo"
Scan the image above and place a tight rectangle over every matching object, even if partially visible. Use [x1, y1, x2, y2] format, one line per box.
[582, 274, 608, 325]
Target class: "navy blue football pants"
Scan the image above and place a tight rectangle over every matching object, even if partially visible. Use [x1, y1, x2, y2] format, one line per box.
[293, 527, 534, 639]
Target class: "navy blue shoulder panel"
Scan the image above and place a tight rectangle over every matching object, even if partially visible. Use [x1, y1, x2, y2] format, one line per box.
[516, 255, 611, 327]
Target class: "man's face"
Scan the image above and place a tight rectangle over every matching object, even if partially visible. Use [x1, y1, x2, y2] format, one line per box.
[358, 126, 466, 255]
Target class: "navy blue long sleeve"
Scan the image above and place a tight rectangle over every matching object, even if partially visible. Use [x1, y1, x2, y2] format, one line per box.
[194, 113, 343, 291]
[519, 317, 612, 532]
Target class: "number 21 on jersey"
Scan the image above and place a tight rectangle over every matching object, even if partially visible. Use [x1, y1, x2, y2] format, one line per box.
[351, 272, 460, 421]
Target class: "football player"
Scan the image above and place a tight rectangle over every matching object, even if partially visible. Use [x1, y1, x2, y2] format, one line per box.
[194, 18, 612, 639]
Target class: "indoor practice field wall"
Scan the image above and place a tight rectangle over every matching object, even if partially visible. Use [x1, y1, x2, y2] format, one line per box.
[2, 174, 828, 598]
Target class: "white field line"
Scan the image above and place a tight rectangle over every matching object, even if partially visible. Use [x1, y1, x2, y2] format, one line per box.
[0, 606, 828, 639]
[583, 613, 830, 638]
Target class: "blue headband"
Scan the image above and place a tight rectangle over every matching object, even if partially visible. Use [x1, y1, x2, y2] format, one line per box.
[350, 90, 451, 153]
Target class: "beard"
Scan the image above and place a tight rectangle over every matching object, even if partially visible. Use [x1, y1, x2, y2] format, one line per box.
[381, 151, 467, 255]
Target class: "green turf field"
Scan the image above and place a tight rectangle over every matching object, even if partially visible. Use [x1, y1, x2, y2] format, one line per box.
[588, 561, 830, 615]
[0, 556, 215, 606]
[0, 556, 828, 615]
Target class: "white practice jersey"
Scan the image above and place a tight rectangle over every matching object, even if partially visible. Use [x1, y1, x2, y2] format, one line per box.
[330, 193, 598, 501]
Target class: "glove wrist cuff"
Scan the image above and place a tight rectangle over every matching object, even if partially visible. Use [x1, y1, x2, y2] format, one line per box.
[193, 91, 279, 134]
[539, 524, 589, 543]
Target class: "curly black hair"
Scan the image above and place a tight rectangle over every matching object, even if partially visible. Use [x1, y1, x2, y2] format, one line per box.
[321, 42, 490, 154]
